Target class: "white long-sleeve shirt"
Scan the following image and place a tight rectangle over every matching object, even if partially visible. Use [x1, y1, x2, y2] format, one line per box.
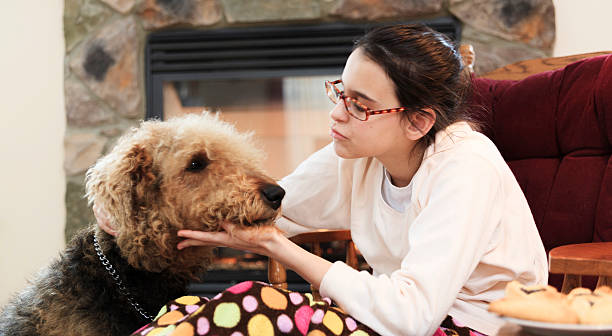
[275, 122, 548, 336]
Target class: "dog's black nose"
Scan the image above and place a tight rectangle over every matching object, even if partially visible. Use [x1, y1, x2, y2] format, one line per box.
[260, 184, 285, 210]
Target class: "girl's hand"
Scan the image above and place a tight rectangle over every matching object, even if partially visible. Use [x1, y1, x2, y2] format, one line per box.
[177, 222, 282, 257]
[178, 223, 332, 289]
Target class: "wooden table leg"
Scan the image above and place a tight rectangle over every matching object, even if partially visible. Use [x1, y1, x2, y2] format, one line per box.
[561, 274, 581, 294]
[597, 275, 612, 288]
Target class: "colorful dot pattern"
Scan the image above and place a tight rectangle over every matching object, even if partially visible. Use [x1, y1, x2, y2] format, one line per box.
[130, 281, 376, 336]
[130, 281, 483, 336]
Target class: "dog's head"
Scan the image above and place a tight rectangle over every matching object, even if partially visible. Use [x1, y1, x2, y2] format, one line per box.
[85, 113, 284, 278]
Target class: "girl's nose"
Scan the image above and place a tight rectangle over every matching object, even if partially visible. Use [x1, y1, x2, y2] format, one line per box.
[330, 100, 349, 123]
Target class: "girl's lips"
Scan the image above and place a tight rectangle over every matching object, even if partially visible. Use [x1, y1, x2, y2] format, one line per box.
[330, 128, 348, 140]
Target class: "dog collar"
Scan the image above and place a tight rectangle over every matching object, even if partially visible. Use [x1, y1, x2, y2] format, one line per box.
[93, 235, 154, 322]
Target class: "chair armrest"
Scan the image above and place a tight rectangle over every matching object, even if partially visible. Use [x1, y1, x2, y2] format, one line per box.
[481, 51, 612, 80]
[289, 229, 351, 244]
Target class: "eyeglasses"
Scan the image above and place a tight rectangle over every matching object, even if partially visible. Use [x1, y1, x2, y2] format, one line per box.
[325, 79, 407, 121]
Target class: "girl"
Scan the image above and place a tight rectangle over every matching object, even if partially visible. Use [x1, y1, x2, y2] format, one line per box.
[107, 24, 548, 336]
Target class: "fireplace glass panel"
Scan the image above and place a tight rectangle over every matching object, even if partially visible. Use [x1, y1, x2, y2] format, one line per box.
[145, 20, 459, 295]
[163, 75, 337, 180]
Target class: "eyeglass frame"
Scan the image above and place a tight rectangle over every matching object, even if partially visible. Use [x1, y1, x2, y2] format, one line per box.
[325, 79, 409, 121]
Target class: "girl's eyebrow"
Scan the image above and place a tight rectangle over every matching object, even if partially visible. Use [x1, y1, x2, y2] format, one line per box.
[346, 89, 379, 104]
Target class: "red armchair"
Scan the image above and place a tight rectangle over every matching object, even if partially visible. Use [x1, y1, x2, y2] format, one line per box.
[470, 52, 612, 291]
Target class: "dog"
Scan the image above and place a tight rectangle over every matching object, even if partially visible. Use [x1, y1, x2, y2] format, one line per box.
[0, 113, 285, 336]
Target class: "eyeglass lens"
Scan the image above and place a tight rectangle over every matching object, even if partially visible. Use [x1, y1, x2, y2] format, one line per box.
[326, 81, 367, 120]
[325, 82, 339, 104]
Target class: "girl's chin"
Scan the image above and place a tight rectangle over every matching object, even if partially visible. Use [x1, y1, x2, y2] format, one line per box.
[332, 142, 362, 159]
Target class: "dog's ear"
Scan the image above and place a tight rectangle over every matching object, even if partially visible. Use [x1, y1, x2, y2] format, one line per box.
[86, 142, 160, 231]
[124, 144, 159, 217]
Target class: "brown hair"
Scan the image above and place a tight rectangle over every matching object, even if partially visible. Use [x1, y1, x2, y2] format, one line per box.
[355, 24, 472, 146]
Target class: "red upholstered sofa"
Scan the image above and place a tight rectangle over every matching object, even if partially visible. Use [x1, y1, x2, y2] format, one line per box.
[470, 53, 612, 290]
[268, 52, 612, 293]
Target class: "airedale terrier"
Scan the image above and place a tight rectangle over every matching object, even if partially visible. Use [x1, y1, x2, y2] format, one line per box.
[0, 113, 285, 336]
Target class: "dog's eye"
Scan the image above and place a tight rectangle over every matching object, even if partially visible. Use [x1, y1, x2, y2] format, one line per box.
[186, 155, 208, 172]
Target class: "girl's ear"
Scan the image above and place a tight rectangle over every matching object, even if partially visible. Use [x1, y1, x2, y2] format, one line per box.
[404, 108, 436, 140]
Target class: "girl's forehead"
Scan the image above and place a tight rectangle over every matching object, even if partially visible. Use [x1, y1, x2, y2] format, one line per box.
[342, 49, 397, 103]
[343, 49, 384, 80]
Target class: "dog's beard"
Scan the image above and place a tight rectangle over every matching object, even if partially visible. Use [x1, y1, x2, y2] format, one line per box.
[161, 245, 214, 281]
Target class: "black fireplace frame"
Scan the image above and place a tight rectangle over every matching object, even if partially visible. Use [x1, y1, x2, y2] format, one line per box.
[144, 17, 462, 120]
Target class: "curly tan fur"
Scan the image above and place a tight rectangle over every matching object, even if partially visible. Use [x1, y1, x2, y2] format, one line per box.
[0, 113, 283, 336]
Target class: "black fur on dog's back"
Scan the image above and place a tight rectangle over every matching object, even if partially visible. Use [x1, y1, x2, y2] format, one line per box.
[0, 226, 195, 336]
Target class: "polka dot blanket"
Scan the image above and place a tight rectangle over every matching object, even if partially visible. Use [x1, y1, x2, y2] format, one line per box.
[131, 281, 484, 336]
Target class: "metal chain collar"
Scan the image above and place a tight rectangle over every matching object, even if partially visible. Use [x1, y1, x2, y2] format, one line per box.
[93, 235, 154, 322]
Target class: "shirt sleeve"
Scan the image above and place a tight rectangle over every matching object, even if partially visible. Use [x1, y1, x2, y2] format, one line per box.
[275, 144, 353, 237]
[319, 154, 505, 336]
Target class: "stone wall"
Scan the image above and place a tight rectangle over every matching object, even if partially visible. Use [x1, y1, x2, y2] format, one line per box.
[63, 0, 555, 240]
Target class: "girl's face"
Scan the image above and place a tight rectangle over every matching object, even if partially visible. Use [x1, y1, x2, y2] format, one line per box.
[329, 48, 413, 160]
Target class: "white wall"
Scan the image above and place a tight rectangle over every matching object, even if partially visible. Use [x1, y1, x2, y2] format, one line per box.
[553, 0, 612, 56]
[0, 1, 65, 306]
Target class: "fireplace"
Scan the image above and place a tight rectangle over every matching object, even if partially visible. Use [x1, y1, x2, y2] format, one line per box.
[144, 18, 461, 296]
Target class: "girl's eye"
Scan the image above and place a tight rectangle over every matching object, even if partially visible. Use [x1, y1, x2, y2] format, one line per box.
[186, 155, 208, 172]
